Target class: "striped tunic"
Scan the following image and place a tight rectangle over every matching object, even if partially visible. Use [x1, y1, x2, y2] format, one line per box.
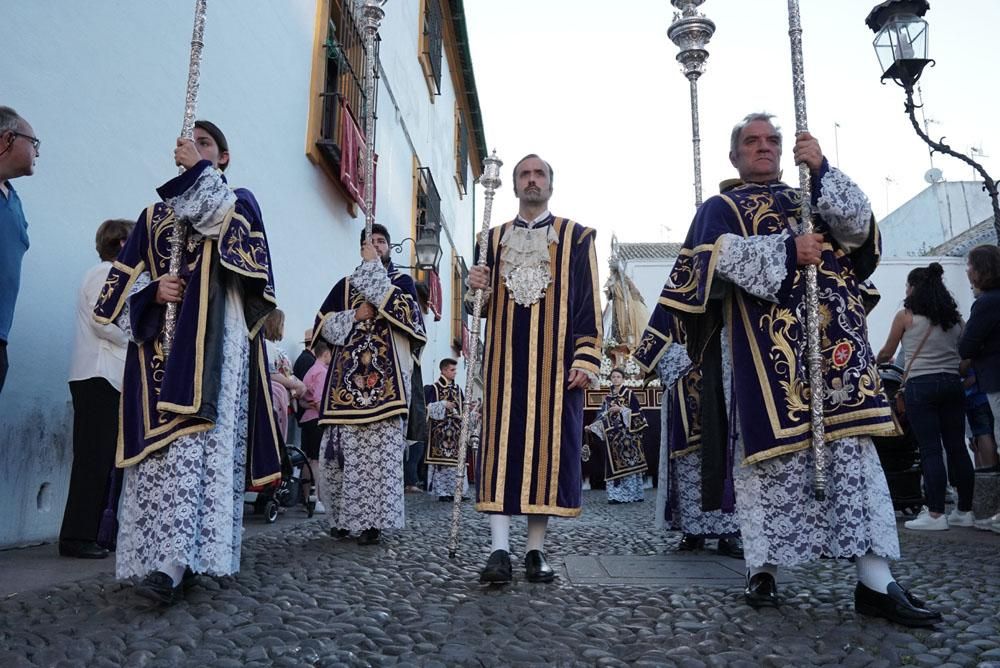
[475, 216, 602, 516]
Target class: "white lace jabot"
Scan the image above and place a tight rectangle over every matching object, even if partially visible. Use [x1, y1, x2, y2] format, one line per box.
[499, 222, 558, 306]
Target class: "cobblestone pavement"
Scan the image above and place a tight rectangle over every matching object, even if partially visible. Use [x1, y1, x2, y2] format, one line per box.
[1, 490, 998, 667]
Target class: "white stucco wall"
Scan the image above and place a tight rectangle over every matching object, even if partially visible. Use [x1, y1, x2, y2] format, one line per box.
[879, 181, 993, 257]
[866, 257, 974, 353]
[1, 1, 478, 547]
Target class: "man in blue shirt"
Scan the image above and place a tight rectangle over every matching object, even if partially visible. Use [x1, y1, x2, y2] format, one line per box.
[0, 106, 38, 396]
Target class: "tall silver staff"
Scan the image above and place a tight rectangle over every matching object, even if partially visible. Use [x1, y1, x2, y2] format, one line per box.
[359, 0, 387, 242]
[448, 151, 502, 559]
[163, 0, 208, 358]
[667, 0, 715, 208]
[786, 0, 827, 501]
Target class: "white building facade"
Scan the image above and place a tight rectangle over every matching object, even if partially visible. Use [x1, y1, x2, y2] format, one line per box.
[1, 0, 487, 547]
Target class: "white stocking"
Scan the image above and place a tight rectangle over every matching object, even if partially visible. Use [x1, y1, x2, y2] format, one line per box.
[526, 515, 549, 552]
[489, 514, 511, 553]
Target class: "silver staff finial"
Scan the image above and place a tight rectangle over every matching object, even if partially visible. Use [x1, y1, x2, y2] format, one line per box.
[668, 0, 715, 209]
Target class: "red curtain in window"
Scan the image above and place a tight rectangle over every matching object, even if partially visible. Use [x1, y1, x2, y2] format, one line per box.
[339, 98, 377, 214]
[427, 269, 443, 321]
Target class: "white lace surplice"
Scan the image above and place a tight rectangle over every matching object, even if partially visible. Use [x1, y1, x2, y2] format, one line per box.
[653, 344, 692, 529]
[606, 472, 644, 503]
[671, 452, 740, 537]
[721, 322, 898, 568]
[116, 310, 250, 579]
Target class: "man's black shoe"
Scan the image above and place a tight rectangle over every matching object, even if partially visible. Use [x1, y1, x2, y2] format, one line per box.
[438, 496, 452, 502]
[58, 540, 109, 559]
[676, 534, 705, 552]
[744, 572, 779, 608]
[135, 571, 182, 605]
[524, 550, 556, 583]
[181, 567, 198, 590]
[854, 582, 942, 627]
[479, 549, 512, 584]
[716, 536, 744, 559]
[330, 528, 351, 538]
[357, 528, 381, 545]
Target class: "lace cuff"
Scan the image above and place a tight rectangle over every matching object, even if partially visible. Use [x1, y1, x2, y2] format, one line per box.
[321, 310, 356, 346]
[163, 168, 237, 239]
[427, 400, 448, 421]
[352, 260, 392, 304]
[716, 232, 790, 302]
[116, 271, 152, 343]
[588, 418, 606, 440]
[657, 342, 692, 387]
[816, 167, 872, 252]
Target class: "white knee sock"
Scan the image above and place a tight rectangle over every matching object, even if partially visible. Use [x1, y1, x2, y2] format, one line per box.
[747, 563, 777, 580]
[856, 553, 894, 594]
[526, 515, 548, 552]
[490, 514, 511, 553]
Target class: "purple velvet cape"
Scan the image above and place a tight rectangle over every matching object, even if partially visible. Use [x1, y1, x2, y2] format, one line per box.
[474, 217, 603, 517]
[312, 263, 426, 426]
[654, 168, 895, 469]
[424, 376, 463, 466]
[93, 161, 281, 486]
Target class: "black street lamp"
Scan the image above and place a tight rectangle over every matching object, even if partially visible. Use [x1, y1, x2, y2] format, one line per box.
[866, 0, 1000, 244]
[390, 229, 442, 272]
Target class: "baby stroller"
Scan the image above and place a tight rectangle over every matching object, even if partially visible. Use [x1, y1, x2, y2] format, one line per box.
[872, 363, 924, 515]
[245, 442, 316, 523]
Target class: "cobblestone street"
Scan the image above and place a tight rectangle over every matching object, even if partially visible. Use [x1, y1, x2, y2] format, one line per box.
[1, 490, 998, 667]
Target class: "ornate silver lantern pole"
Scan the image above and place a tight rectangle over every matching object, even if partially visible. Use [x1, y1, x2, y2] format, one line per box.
[786, 0, 827, 501]
[163, 0, 208, 358]
[667, 0, 715, 208]
[359, 0, 387, 242]
[448, 151, 502, 559]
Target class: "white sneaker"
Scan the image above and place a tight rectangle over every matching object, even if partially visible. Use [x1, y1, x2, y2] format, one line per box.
[946, 509, 975, 528]
[904, 508, 949, 531]
[974, 513, 1000, 531]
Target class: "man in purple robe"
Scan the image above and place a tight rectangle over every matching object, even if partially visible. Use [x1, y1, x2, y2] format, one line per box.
[651, 112, 939, 627]
[467, 154, 602, 584]
[94, 120, 280, 605]
[312, 224, 426, 546]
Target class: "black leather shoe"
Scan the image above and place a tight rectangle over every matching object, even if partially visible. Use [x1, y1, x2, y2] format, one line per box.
[181, 567, 198, 590]
[330, 528, 351, 538]
[135, 571, 182, 605]
[479, 550, 512, 584]
[854, 582, 942, 628]
[438, 496, 452, 502]
[744, 572, 780, 608]
[357, 528, 381, 545]
[58, 540, 109, 559]
[676, 534, 705, 552]
[716, 536, 744, 559]
[525, 550, 556, 583]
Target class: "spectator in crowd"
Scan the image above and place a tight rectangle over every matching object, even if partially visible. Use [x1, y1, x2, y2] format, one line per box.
[263, 308, 306, 442]
[963, 365, 997, 471]
[877, 262, 974, 530]
[0, 106, 39, 396]
[293, 329, 316, 383]
[959, 244, 1000, 532]
[60, 218, 134, 559]
[299, 339, 331, 513]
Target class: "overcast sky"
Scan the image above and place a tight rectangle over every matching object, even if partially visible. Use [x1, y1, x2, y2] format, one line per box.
[464, 0, 999, 266]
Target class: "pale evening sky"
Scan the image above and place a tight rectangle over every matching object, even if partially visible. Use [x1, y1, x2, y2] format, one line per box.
[464, 0, 999, 268]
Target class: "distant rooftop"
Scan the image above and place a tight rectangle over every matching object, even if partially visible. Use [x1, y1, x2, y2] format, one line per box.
[613, 242, 684, 262]
[926, 217, 997, 257]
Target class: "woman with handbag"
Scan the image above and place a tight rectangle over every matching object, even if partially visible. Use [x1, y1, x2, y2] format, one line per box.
[877, 263, 974, 530]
